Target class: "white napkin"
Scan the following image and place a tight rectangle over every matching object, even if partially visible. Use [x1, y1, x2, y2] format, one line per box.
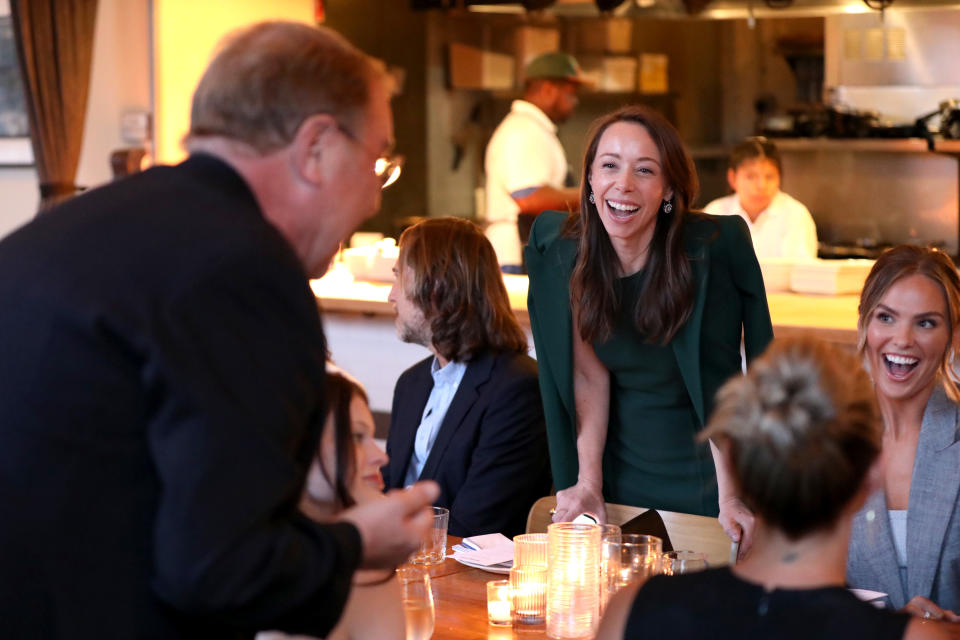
[451, 533, 514, 566]
[849, 588, 888, 608]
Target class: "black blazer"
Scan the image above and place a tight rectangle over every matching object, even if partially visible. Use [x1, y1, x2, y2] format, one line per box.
[385, 350, 551, 538]
[0, 155, 360, 639]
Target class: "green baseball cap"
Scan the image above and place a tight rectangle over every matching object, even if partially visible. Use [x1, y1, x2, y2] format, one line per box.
[524, 52, 591, 84]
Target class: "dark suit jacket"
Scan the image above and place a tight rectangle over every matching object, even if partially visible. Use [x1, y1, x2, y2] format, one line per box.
[525, 210, 774, 492]
[0, 155, 360, 639]
[385, 350, 551, 538]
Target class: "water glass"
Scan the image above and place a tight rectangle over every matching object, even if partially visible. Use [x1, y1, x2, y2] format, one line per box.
[398, 565, 435, 640]
[513, 533, 548, 569]
[618, 534, 663, 586]
[662, 550, 708, 575]
[510, 565, 547, 624]
[487, 579, 512, 626]
[600, 524, 622, 614]
[409, 506, 449, 565]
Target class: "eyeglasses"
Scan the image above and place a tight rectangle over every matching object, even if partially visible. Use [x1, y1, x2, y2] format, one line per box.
[334, 121, 404, 190]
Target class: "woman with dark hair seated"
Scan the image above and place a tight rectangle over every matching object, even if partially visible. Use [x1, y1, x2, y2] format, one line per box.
[259, 368, 403, 640]
[597, 337, 948, 640]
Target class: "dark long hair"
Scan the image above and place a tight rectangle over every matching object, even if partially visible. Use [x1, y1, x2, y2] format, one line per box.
[317, 371, 369, 510]
[398, 217, 528, 362]
[568, 105, 698, 344]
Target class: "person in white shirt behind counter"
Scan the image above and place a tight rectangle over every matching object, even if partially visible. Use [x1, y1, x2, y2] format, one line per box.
[484, 52, 588, 272]
[704, 136, 818, 260]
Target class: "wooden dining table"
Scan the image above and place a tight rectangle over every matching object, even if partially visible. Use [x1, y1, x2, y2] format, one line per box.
[420, 537, 550, 640]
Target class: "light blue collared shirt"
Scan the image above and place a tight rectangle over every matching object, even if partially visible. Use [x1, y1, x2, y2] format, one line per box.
[403, 358, 468, 487]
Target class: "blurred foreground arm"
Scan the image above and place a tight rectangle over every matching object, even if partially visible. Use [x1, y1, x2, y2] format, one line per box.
[340, 481, 440, 569]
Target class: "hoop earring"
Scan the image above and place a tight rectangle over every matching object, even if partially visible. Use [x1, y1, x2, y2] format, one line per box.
[663, 200, 673, 214]
[588, 192, 595, 204]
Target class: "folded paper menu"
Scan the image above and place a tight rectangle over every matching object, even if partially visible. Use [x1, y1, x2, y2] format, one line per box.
[850, 588, 887, 605]
[451, 533, 514, 567]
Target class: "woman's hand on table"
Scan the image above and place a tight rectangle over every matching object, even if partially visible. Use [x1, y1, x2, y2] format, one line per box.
[718, 496, 755, 560]
[553, 481, 607, 524]
[904, 596, 960, 623]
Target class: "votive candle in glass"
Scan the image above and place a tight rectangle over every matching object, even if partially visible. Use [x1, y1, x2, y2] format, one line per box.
[487, 579, 512, 626]
[513, 533, 548, 569]
[510, 565, 547, 625]
[546, 522, 601, 639]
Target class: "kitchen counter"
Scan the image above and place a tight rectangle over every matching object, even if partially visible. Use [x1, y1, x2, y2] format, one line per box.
[311, 272, 860, 342]
[311, 269, 531, 322]
[312, 271, 859, 412]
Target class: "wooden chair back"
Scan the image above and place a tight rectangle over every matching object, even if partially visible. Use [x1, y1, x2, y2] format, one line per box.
[525, 496, 647, 534]
[657, 509, 732, 567]
[524, 497, 733, 567]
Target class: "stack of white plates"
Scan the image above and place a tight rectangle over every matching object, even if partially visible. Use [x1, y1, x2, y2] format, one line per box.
[789, 259, 875, 295]
[758, 258, 795, 293]
[341, 239, 399, 283]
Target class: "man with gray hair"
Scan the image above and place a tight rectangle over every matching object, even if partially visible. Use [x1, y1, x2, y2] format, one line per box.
[0, 21, 436, 639]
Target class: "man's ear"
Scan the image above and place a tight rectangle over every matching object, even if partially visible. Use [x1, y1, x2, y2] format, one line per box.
[727, 168, 737, 192]
[291, 113, 336, 185]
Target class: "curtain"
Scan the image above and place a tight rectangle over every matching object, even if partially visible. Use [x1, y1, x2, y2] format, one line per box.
[10, 0, 98, 212]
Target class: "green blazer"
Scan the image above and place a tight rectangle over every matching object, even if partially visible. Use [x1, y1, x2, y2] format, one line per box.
[525, 210, 774, 492]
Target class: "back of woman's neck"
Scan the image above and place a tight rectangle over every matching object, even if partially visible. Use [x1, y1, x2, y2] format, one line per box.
[731, 521, 849, 591]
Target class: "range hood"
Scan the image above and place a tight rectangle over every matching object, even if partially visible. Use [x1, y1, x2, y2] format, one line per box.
[466, 0, 960, 19]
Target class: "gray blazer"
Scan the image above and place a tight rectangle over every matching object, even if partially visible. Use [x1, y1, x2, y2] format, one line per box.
[847, 385, 960, 611]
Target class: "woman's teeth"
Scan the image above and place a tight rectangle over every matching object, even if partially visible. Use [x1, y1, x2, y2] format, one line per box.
[883, 353, 919, 377]
[607, 200, 639, 215]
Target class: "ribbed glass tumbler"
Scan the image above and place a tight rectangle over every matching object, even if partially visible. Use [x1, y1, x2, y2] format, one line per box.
[513, 533, 548, 569]
[545, 522, 601, 639]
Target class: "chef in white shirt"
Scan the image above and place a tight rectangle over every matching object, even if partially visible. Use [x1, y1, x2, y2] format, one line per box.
[704, 137, 818, 260]
[483, 52, 587, 272]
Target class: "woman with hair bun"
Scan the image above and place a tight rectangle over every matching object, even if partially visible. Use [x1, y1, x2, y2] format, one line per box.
[847, 245, 960, 622]
[597, 337, 948, 640]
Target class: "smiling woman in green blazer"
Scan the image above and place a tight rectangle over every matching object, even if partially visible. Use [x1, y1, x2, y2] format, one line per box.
[525, 106, 773, 544]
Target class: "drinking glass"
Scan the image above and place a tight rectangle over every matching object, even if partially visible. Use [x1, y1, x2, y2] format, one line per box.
[618, 534, 662, 586]
[662, 550, 708, 575]
[409, 506, 449, 565]
[398, 565, 435, 640]
[600, 524, 622, 614]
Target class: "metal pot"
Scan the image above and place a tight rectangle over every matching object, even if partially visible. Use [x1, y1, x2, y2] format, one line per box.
[940, 99, 960, 139]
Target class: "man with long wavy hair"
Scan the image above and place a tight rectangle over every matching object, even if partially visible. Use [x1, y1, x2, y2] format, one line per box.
[384, 217, 552, 537]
